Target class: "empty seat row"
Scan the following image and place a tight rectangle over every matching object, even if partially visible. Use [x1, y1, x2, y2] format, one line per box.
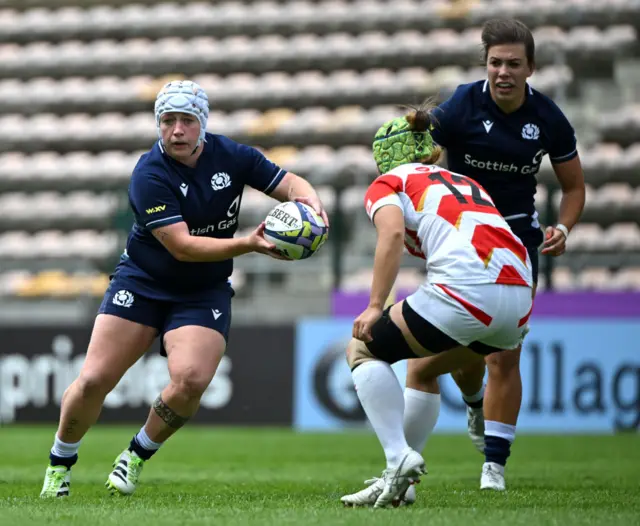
[0, 150, 143, 191]
[564, 223, 640, 251]
[0, 106, 405, 152]
[2, 142, 640, 192]
[0, 191, 121, 230]
[2, 0, 639, 44]
[535, 183, 640, 226]
[0, 230, 120, 259]
[597, 104, 640, 146]
[0, 270, 109, 297]
[0, 267, 249, 297]
[536, 142, 640, 187]
[0, 26, 634, 81]
[1, 0, 311, 8]
[473, 0, 640, 30]
[0, 65, 574, 114]
[544, 266, 640, 291]
[4, 106, 640, 155]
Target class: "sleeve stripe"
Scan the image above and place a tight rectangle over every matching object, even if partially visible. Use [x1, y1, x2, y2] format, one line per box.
[550, 149, 577, 162]
[263, 168, 286, 194]
[146, 215, 183, 227]
[368, 196, 404, 222]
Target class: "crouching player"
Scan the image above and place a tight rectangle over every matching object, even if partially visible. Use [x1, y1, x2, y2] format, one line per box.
[341, 106, 533, 508]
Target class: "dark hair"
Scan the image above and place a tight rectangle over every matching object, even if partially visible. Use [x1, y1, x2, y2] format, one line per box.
[402, 98, 436, 131]
[403, 99, 442, 165]
[481, 18, 535, 67]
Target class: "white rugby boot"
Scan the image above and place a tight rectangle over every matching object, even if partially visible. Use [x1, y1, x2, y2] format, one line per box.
[40, 465, 71, 498]
[341, 475, 385, 507]
[467, 406, 486, 453]
[480, 462, 506, 491]
[374, 449, 426, 508]
[341, 472, 418, 508]
[105, 449, 145, 496]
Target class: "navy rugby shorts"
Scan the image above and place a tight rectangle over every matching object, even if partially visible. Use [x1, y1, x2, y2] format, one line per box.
[507, 219, 544, 284]
[98, 273, 233, 354]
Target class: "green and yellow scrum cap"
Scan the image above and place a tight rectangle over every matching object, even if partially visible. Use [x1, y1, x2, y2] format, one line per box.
[372, 116, 434, 174]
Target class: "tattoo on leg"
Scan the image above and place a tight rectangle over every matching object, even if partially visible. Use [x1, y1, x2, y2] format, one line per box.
[65, 419, 79, 435]
[153, 395, 189, 429]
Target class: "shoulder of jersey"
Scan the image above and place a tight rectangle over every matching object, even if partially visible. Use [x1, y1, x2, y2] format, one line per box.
[207, 132, 244, 151]
[450, 80, 483, 101]
[381, 163, 443, 179]
[131, 145, 170, 179]
[379, 163, 420, 180]
[528, 85, 568, 118]
[432, 81, 480, 121]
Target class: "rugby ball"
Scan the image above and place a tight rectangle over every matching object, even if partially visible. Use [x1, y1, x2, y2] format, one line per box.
[264, 201, 328, 260]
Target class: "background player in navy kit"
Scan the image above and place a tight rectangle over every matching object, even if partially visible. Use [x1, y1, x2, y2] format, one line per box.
[400, 18, 586, 494]
[40, 80, 328, 498]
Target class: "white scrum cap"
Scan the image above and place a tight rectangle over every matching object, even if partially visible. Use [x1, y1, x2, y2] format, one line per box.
[154, 80, 209, 146]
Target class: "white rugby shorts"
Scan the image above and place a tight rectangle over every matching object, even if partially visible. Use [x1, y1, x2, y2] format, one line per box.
[405, 281, 533, 351]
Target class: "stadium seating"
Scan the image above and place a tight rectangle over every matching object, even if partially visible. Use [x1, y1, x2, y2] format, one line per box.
[0, 0, 639, 320]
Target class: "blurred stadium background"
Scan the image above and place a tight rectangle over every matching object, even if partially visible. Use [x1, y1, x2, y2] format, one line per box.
[0, 3, 638, 523]
[0, 0, 638, 443]
[1, 0, 640, 323]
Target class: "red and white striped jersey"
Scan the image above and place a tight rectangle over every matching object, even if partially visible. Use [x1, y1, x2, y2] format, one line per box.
[364, 163, 533, 287]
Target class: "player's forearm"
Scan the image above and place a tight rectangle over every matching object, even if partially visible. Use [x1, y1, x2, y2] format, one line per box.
[369, 231, 404, 309]
[284, 174, 318, 202]
[176, 236, 253, 262]
[557, 186, 585, 231]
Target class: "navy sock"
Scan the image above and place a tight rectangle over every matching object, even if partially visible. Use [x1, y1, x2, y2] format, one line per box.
[129, 435, 158, 461]
[49, 453, 78, 468]
[464, 397, 483, 409]
[484, 435, 511, 466]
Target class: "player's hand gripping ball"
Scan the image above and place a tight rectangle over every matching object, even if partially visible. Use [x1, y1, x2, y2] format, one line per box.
[264, 201, 328, 260]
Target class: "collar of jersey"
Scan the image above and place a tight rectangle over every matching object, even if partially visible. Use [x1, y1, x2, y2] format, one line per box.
[157, 134, 212, 173]
[481, 79, 534, 115]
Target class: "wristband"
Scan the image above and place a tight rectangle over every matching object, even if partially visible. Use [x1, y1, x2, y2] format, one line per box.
[556, 224, 569, 239]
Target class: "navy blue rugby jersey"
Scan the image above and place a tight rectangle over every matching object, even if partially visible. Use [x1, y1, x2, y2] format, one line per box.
[116, 132, 285, 298]
[430, 80, 577, 223]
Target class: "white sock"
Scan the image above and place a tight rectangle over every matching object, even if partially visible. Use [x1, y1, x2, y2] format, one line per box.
[462, 385, 485, 404]
[403, 388, 440, 453]
[352, 361, 410, 468]
[135, 426, 163, 451]
[485, 420, 516, 443]
[51, 435, 82, 458]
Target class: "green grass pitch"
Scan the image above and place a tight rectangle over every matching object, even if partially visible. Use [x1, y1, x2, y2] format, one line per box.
[1, 426, 638, 525]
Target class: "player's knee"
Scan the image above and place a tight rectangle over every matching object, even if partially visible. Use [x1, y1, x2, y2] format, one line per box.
[452, 360, 486, 384]
[486, 347, 521, 377]
[172, 368, 212, 399]
[75, 371, 117, 399]
[346, 338, 377, 370]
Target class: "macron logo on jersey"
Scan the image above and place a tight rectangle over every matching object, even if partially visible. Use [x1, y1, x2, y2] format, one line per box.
[483, 120, 494, 134]
[180, 183, 189, 197]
